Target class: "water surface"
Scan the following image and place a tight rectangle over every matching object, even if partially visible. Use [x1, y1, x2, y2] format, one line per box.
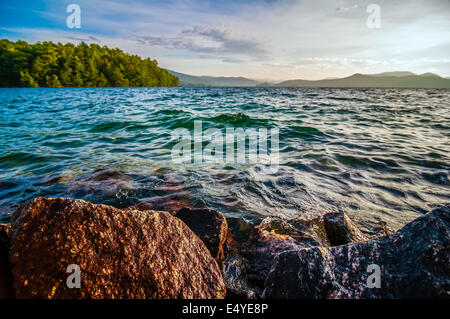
[1, 87, 449, 231]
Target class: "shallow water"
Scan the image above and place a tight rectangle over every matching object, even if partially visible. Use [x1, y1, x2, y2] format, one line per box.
[0, 87, 449, 231]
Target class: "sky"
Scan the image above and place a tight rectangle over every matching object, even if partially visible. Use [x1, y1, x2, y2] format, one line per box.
[1, 0, 449, 81]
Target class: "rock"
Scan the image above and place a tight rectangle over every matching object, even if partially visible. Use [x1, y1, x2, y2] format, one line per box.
[0, 223, 10, 255]
[175, 207, 227, 264]
[223, 255, 260, 299]
[223, 218, 261, 299]
[0, 223, 14, 299]
[133, 196, 185, 214]
[288, 215, 330, 246]
[66, 169, 137, 204]
[241, 216, 327, 287]
[9, 197, 226, 299]
[263, 204, 450, 299]
[373, 220, 395, 237]
[323, 212, 368, 246]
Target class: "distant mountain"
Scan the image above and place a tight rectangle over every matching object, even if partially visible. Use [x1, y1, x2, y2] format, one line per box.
[166, 70, 260, 87]
[269, 72, 450, 89]
[367, 71, 416, 77]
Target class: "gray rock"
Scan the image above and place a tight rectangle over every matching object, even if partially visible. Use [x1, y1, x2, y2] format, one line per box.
[263, 204, 450, 299]
[9, 197, 226, 299]
[323, 211, 368, 246]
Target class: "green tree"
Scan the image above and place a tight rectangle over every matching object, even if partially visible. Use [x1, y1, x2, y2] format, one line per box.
[0, 39, 179, 87]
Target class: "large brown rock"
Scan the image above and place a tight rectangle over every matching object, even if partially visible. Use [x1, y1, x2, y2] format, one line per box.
[263, 204, 450, 299]
[9, 197, 226, 299]
[0, 223, 14, 299]
[175, 207, 227, 264]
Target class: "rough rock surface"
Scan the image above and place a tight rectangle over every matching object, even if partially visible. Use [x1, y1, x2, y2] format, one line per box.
[9, 197, 226, 299]
[323, 212, 368, 246]
[175, 207, 227, 264]
[223, 255, 260, 299]
[0, 223, 14, 299]
[263, 205, 450, 298]
[224, 212, 370, 295]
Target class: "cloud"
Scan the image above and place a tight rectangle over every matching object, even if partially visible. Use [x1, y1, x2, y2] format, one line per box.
[136, 25, 270, 62]
[1, 0, 449, 79]
[265, 57, 387, 69]
[335, 4, 358, 13]
[65, 35, 101, 43]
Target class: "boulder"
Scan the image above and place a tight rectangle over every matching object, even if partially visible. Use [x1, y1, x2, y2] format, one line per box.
[241, 216, 328, 287]
[223, 218, 261, 299]
[373, 220, 395, 237]
[0, 223, 14, 299]
[223, 255, 260, 299]
[9, 197, 226, 299]
[175, 208, 227, 264]
[133, 196, 185, 214]
[263, 204, 450, 298]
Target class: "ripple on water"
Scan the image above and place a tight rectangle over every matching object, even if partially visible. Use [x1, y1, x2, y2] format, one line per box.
[0, 87, 449, 232]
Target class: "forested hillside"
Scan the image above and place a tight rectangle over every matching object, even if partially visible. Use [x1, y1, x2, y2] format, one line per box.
[0, 39, 179, 87]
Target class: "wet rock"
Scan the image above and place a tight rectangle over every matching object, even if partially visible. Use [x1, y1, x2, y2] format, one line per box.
[288, 215, 330, 246]
[263, 204, 450, 299]
[0, 223, 10, 255]
[0, 223, 14, 299]
[373, 220, 395, 237]
[223, 218, 261, 298]
[9, 197, 226, 299]
[66, 169, 137, 203]
[223, 255, 260, 299]
[85, 170, 131, 182]
[175, 207, 227, 264]
[323, 212, 368, 246]
[0, 181, 18, 191]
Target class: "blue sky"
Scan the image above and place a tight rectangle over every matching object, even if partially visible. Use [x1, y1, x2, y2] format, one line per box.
[1, 0, 449, 80]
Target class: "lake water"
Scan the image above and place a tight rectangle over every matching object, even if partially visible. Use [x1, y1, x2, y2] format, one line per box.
[0, 87, 449, 231]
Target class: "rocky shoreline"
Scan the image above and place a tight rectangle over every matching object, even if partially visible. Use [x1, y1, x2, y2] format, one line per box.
[0, 197, 448, 299]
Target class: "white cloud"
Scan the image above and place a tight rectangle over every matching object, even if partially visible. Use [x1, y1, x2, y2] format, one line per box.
[1, 0, 449, 79]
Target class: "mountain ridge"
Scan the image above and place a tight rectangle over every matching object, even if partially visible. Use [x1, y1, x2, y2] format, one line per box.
[167, 69, 450, 88]
[271, 72, 450, 88]
[166, 70, 260, 87]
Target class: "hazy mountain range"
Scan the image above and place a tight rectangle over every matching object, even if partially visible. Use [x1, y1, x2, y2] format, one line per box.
[167, 70, 450, 88]
[166, 70, 260, 87]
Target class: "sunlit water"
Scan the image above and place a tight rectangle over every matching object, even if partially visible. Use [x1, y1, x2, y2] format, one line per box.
[0, 87, 449, 232]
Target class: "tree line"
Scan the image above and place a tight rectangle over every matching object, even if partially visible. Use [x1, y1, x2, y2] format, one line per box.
[0, 39, 179, 87]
